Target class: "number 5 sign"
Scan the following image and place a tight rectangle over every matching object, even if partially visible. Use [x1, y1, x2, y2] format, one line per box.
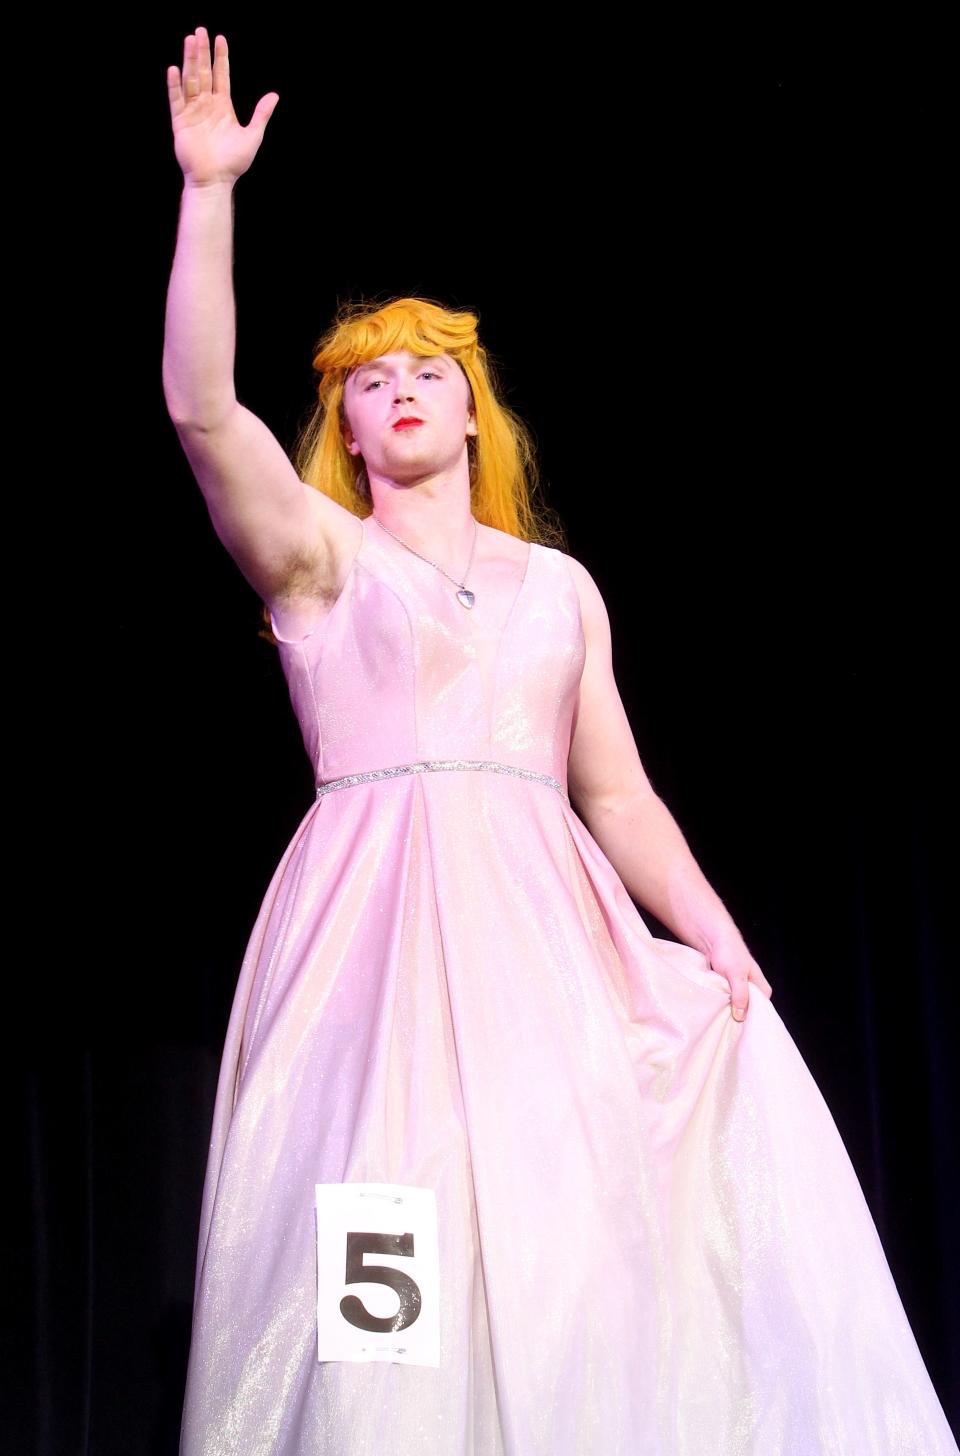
[315, 1183, 440, 1366]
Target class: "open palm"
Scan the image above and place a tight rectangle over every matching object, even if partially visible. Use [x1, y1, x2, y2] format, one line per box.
[167, 27, 278, 186]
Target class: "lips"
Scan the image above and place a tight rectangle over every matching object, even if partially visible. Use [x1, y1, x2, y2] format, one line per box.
[393, 417, 424, 430]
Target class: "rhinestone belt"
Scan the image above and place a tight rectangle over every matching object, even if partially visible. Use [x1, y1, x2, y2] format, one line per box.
[315, 758, 570, 806]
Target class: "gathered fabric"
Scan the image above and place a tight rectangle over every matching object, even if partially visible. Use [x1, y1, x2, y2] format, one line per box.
[180, 517, 959, 1455]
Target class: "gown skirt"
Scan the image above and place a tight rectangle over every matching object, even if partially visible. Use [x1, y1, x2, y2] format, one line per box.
[179, 517, 958, 1455]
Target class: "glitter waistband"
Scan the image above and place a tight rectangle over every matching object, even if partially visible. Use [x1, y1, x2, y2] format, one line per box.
[315, 759, 571, 806]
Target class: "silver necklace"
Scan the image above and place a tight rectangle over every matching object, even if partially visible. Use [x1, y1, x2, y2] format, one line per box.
[372, 515, 479, 608]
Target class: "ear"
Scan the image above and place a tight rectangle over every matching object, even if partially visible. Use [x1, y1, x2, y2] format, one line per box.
[466, 401, 478, 438]
[340, 384, 360, 454]
[341, 419, 361, 456]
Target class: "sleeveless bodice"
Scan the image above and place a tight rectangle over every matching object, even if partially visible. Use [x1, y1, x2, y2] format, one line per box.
[269, 517, 586, 796]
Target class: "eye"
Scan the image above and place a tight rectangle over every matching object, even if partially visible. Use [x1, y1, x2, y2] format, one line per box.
[364, 370, 441, 391]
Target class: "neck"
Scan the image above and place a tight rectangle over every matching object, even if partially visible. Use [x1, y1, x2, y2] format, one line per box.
[370, 482, 476, 564]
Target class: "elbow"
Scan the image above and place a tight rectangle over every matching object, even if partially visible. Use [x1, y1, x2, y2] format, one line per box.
[162, 360, 236, 433]
[163, 383, 237, 435]
[579, 781, 661, 826]
[161, 364, 198, 430]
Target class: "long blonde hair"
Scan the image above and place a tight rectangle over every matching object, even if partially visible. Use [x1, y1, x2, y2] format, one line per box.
[292, 295, 567, 547]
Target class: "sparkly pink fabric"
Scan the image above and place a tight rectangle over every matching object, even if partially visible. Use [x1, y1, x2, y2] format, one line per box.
[180, 517, 958, 1455]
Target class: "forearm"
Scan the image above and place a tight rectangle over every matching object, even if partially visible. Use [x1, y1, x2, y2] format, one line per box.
[580, 787, 742, 955]
[162, 181, 238, 429]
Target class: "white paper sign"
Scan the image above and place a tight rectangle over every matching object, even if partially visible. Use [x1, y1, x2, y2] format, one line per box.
[315, 1182, 440, 1367]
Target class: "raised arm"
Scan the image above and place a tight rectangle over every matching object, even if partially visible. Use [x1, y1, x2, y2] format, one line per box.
[162, 28, 360, 609]
[564, 554, 774, 1021]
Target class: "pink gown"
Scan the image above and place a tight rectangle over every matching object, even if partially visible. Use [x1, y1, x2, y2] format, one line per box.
[179, 515, 958, 1455]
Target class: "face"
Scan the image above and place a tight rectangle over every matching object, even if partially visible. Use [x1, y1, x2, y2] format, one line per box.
[341, 350, 477, 484]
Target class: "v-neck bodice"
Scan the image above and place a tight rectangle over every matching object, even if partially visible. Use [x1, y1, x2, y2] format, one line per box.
[268, 516, 586, 792]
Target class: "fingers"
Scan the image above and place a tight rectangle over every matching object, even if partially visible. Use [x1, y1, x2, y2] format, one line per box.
[181, 32, 198, 100]
[169, 28, 231, 122]
[730, 961, 774, 1022]
[197, 27, 212, 93]
[727, 957, 751, 1021]
[167, 64, 184, 118]
[178, 27, 212, 103]
[167, 30, 200, 120]
[212, 33, 230, 95]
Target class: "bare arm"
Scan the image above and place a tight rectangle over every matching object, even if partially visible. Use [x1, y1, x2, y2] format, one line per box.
[565, 554, 774, 1020]
[162, 28, 359, 607]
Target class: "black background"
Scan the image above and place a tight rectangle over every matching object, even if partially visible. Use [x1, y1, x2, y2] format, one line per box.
[16, 20, 957, 1454]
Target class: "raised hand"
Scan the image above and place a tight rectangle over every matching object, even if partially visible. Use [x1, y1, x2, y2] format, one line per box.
[167, 27, 279, 187]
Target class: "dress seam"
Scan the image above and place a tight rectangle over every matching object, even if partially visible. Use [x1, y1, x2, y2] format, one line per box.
[487, 540, 537, 750]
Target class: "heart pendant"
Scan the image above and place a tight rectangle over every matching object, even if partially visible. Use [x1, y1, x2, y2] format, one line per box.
[456, 589, 475, 609]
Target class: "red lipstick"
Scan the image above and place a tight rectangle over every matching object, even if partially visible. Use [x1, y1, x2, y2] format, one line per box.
[393, 417, 424, 430]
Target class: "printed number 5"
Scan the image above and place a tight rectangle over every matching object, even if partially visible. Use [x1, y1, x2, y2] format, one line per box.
[339, 1231, 423, 1333]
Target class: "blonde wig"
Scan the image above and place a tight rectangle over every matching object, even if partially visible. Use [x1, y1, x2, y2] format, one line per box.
[292, 296, 567, 547]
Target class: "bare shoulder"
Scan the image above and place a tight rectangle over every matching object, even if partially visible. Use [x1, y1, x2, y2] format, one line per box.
[557, 551, 611, 636]
[480, 522, 537, 568]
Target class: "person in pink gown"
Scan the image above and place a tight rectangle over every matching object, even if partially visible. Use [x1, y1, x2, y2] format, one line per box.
[164, 27, 959, 1456]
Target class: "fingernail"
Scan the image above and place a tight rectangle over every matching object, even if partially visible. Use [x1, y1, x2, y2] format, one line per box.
[732, 1006, 746, 1021]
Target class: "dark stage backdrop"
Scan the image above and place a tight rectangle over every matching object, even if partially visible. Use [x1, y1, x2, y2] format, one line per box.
[17, 25, 957, 1455]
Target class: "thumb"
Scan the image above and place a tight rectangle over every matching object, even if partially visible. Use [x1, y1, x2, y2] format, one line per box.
[249, 92, 280, 140]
